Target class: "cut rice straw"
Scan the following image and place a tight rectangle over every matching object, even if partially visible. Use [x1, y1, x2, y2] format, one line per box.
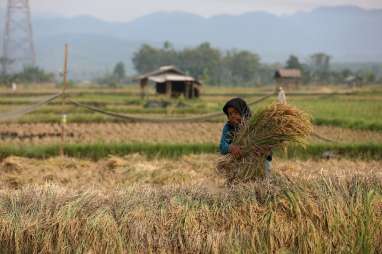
[217, 103, 313, 183]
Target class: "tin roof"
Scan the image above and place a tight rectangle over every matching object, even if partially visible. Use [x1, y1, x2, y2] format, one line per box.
[275, 69, 302, 79]
[137, 65, 202, 85]
[149, 74, 195, 83]
[137, 65, 185, 80]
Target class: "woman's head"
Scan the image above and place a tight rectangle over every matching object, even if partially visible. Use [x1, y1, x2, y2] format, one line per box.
[226, 107, 242, 125]
[223, 98, 252, 126]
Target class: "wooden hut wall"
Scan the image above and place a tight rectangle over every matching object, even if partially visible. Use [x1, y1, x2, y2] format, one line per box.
[156, 81, 190, 96]
[156, 82, 167, 94]
[155, 81, 200, 98]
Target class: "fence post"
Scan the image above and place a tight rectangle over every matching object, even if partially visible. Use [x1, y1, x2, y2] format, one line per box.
[60, 44, 69, 157]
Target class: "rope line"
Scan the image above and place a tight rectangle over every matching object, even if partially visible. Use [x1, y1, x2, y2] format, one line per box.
[0, 93, 62, 121]
[0, 91, 339, 144]
[69, 93, 275, 123]
[311, 132, 338, 144]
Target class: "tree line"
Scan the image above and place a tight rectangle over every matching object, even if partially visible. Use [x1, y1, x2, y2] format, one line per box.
[0, 57, 54, 85]
[132, 42, 381, 86]
[133, 42, 270, 86]
[0, 42, 380, 86]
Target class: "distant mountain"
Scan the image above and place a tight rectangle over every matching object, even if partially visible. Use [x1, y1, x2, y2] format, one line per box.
[0, 5, 381, 79]
[119, 6, 382, 62]
[35, 34, 145, 80]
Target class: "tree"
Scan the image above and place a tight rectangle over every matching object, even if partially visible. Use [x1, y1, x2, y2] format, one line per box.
[16, 66, 54, 83]
[179, 42, 222, 84]
[366, 72, 376, 83]
[310, 53, 331, 82]
[113, 62, 126, 82]
[361, 70, 376, 83]
[0, 65, 54, 85]
[132, 42, 265, 86]
[163, 41, 173, 50]
[133, 43, 179, 74]
[0, 57, 14, 75]
[133, 44, 161, 74]
[285, 55, 313, 83]
[223, 50, 260, 85]
[285, 55, 302, 70]
[341, 69, 353, 79]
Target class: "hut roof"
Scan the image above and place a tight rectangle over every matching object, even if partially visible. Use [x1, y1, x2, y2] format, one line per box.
[149, 73, 195, 83]
[137, 65, 185, 80]
[344, 75, 362, 83]
[275, 69, 302, 79]
[137, 65, 202, 85]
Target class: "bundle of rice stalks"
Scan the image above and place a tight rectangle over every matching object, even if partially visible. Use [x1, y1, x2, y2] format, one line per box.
[217, 103, 313, 183]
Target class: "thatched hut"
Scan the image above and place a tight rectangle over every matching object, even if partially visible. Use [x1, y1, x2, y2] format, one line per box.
[344, 75, 362, 88]
[274, 69, 302, 89]
[137, 66, 202, 99]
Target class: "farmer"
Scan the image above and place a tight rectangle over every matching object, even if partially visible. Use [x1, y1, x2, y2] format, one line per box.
[219, 97, 272, 177]
[11, 82, 17, 92]
[277, 86, 288, 157]
[277, 86, 287, 104]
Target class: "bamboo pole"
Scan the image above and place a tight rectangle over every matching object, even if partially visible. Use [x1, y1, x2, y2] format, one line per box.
[60, 44, 69, 157]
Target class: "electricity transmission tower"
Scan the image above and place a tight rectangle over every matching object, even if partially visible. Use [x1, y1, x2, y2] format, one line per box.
[2, 0, 36, 74]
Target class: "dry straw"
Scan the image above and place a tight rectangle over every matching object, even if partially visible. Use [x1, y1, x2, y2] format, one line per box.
[217, 103, 313, 183]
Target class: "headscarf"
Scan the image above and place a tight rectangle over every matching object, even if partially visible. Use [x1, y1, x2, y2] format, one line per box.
[223, 97, 252, 120]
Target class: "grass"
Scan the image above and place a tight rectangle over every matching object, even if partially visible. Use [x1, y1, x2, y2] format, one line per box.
[5, 113, 382, 132]
[1, 85, 381, 253]
[1, 87, 382, 132]
[18, 105, 214, 115]
[0, 174, 381, 253]
[289, 95, 382, 131]
[2, 123, 382, 147]
[0, 143, 382, 160]
[0, 154, 379, 190]
[0, 143, 218, 160]
[313, 118, 382, 131]
[281, 143, 382, 160]
[2, 112, 227, 124]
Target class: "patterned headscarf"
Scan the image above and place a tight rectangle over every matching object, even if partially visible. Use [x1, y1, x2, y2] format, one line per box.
[223, 97, 252, 120]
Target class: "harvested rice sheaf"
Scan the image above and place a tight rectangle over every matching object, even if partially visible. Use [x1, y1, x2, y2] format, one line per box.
[217, 103, 313, 183]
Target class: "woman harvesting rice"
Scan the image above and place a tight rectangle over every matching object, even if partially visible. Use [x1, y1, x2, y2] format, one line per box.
[218, 98, 313, 184]
[219, 98, 273, 177]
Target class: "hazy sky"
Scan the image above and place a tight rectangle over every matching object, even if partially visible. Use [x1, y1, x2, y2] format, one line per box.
[3, 0, 382, 22]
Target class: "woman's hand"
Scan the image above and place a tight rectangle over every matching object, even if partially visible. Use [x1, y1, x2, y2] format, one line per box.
[253, 146, 272, 156]
[229, 144, 241, 157]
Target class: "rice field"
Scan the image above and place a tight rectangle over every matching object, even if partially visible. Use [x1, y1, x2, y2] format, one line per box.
[0, 84, 381, 253]
[1, 154, 381, 189]
[1, 85, 382, 130]
[0, 155, 381, 253]
[1, 123, 382, 145]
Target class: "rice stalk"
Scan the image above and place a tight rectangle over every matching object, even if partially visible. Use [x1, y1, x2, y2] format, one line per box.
[218, 103, 313, 183]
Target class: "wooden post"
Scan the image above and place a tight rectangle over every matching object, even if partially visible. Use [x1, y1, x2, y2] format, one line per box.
[60, 44, 69, 157]
[185, 82, 190, 98]
[166, 81, 172, 97]
[140, 78, 147, 99]
[191, 83, 195, 99]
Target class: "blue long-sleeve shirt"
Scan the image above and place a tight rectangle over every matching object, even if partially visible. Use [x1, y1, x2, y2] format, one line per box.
[219, 123, 234, 155]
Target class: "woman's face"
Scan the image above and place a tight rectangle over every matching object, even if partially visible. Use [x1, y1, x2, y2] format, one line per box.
[227, 107, 242, 126]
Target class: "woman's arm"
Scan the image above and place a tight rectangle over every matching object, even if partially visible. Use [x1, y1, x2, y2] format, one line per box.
[219, 124, 242, 157]
[219, 124, 231, 155]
